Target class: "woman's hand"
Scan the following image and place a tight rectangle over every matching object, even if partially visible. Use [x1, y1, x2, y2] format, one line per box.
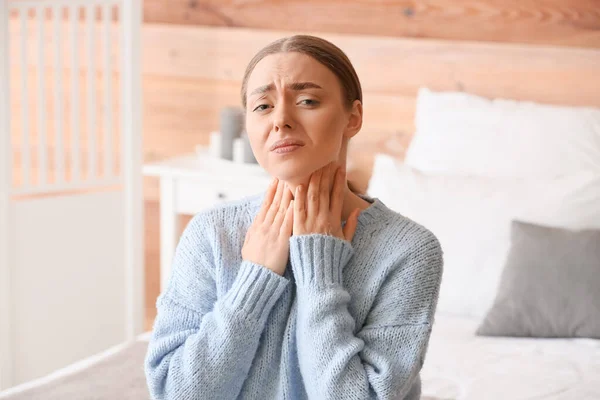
[293, 162, 361, 242]
[242, 178, 294, 276]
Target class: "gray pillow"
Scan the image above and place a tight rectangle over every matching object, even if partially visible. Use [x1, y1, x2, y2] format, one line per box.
[476, 220, 600, 338]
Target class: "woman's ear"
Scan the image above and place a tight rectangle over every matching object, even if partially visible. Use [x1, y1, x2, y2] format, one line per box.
[343, 100, 363, 139]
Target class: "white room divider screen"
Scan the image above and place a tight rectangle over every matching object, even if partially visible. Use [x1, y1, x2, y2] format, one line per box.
[0, 0, 143, 390]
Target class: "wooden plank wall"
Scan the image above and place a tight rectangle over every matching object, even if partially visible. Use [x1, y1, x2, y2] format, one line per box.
[142, 0, 600, 48]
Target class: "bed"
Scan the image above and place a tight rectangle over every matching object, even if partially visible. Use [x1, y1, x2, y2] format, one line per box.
[422, 314, 600, 400]
[366, 88, 600, 400]
[0, 314, 598, 400]
[0, 333, 152, 400]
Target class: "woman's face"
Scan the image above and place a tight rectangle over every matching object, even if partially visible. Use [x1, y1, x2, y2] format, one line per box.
[244, 52, 361, 185]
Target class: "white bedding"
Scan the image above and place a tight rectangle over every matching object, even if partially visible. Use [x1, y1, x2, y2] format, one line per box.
[2, 319, 599, 400]
[0, 332, 152, 398]
[421, 313, 600, 400]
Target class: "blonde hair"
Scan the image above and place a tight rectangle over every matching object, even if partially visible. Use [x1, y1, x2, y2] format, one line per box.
[240, 35, 364, 194]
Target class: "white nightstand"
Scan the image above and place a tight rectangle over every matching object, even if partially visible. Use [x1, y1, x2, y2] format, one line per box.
[143, 147, 271, 291]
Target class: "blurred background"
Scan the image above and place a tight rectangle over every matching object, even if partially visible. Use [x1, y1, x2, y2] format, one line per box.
[1, 0, 599, 398]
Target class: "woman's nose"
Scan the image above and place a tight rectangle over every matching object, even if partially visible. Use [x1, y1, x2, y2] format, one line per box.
[273, 104, 294, 132]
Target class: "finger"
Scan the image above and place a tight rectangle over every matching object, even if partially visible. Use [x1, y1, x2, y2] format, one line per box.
[294, 185, 306, 232]
[280, 200, 294, 236]
[343, 208, 361, 242]
[264, 179, 285, 225]
[330, 165, 345, 218]
[295, 184, 306, 218]
[329, 162, 340, 197]
[319, 163, 332, 212]
[273, 182, 293, 227]
[256, 178, 279, 223]
[244, 223, 253, 243]
[307, 168, 322, 217]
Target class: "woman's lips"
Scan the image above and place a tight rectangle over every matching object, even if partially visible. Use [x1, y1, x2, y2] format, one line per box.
[272, 145, 303, 154]
[269, 138, 306, 152]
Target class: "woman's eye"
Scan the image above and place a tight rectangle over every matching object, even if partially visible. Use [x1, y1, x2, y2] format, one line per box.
[299, 99, 318, 106]
[253, 104, 269, 112]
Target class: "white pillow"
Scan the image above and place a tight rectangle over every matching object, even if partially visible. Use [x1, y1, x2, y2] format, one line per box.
[404, 88, 600, 179]
[367, 154, 600, 319]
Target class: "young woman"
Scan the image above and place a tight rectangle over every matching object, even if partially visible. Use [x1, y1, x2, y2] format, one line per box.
[144, 35, 443, 400]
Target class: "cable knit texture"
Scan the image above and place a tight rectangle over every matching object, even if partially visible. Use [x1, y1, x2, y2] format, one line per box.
[144, 191, 444, 400]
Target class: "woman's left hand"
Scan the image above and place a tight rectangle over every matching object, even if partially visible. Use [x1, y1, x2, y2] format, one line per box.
[293, 162, 361, 242]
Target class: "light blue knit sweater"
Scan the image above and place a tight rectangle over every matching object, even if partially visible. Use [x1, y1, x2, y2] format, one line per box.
[144, 192, 443, 400]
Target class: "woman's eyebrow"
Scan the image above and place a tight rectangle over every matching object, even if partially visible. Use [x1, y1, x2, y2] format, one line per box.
[249, 82, 323, 97]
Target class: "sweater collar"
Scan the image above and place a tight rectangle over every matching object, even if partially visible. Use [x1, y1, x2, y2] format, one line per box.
[353, 192, 388, 228]
[246, 191, 389, 229]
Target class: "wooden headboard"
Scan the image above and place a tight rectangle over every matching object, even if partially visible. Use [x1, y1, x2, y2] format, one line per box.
[142, 24, 600, 193]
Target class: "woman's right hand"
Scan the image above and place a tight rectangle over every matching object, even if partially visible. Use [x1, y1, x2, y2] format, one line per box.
[242, 178, 294, 276]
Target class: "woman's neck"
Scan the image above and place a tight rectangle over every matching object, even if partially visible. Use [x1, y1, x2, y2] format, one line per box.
[285, 181, 372, 223]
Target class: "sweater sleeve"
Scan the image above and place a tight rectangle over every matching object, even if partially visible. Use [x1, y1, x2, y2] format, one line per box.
[144, 212, 290, 400]
[289, 231, 443, 400]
